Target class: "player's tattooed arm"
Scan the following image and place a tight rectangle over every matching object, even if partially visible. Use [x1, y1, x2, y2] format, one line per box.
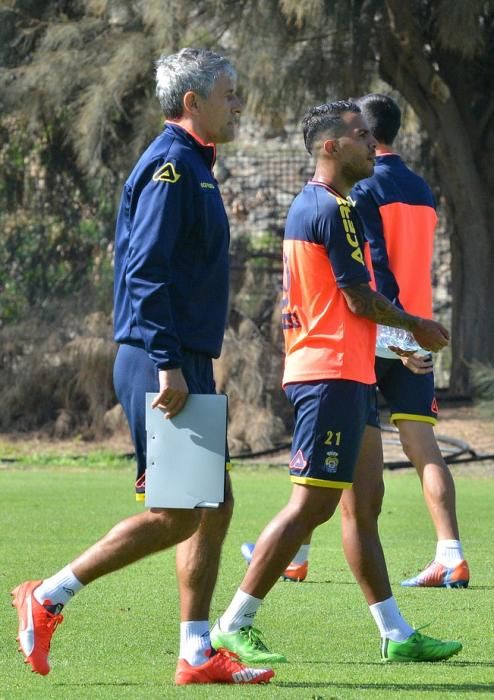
[341, 283, 418, 330]
[341, 282, 449, 352]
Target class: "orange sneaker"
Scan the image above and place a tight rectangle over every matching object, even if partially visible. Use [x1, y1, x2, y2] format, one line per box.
[401, 560, 470, 588]
[282, 560, 309, 582]
[175, 648, 274, 685]
[11, 580, 63, 675]
[241, 543, 309, 582]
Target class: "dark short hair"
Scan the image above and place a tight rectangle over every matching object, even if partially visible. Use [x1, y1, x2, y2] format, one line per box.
[302, 100, 361, 155]
[357, 93, 401, 145]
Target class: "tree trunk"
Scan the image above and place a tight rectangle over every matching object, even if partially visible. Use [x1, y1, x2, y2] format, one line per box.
[444, 179, 494, 394]
[379, 0, 494, 393]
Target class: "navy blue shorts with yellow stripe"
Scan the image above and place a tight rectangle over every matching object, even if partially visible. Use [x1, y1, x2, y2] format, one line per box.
[376, 356, 438, 426]
[284, 379, 379, 490]
[113, 344, 230, 503]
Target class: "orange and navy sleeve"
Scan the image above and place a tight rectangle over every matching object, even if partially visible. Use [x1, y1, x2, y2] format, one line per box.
[351, 182, 402, 306]
[313, 189, 371, 288]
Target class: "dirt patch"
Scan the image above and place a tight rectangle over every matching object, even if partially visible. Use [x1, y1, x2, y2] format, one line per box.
[417, 401, 494, 477]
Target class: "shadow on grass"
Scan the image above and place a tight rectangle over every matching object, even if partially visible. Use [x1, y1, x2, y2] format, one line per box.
[464, 585, 494, 590]
[302, 660, 494, 668]
[294, 581, 494, 591]
[53, 682, 153, 688]
[276, 681, 494, 693]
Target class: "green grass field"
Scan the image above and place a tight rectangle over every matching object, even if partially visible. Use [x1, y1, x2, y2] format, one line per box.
[1, 458, 493, 699]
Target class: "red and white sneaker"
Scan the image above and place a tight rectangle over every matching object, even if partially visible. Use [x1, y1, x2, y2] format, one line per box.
[11, 580, 63, 675]
[401, 560, 470, 588]
[175, 648, 274, 685]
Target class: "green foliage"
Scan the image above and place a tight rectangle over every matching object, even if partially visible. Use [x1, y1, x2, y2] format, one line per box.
[0, 465, 493, 697]
[0, 0, 378, 176]
[249, 229, 282, 253]
[1, 0, 493, 390]
[0, 114, 116, 324]
[2, 214, 92, 320]
[0, 213, 114, 323]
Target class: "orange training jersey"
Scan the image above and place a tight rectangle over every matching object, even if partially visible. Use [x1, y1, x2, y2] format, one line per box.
[351, 153, 437, 318]
[282, 182, 376, 386]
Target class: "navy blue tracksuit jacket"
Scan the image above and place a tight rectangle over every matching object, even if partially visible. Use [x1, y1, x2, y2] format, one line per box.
[113, 123, 230, 369]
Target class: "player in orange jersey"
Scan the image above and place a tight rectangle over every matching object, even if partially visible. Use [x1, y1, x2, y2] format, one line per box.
[351, 93, 468, 588]
[212, 101, 460, 665]
[243, 94, 469, 591]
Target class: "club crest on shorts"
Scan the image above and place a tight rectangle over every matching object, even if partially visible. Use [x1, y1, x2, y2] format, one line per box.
[152, 162, 181, 183]
[324, 450, 339, 473]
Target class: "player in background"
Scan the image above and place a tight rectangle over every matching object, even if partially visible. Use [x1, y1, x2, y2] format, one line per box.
[351, 93, 468, 588]
[11, 48, 273, 686]
[212, 101, 461, 665]
[242, 94, 469, 591]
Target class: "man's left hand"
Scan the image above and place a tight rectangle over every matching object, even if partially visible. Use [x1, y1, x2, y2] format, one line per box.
[152, 368, 189, 418]
[399, 352, 434, 375]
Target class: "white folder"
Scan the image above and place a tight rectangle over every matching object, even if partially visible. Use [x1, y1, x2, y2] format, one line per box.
[145, 393, 227, 509]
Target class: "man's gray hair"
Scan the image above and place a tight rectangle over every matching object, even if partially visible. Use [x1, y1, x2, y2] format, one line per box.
[155, 47, 236, 118]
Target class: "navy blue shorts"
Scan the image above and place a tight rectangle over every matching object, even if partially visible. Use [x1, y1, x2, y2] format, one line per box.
[284, 379, 379, 489]
[113, 344, 229, 485]
[375, 356, 438, 426]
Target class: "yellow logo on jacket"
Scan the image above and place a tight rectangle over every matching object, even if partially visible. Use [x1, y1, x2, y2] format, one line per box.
[152, 163, 181, 183]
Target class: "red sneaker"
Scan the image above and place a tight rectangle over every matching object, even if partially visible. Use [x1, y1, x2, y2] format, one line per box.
[282, 560, 309, 582]
[175, 648, 274, 685]
[11, 580, 63, 675]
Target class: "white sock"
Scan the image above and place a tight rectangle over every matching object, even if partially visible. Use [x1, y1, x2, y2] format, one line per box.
[292, 544, 311, 565]
[369, 596, 415, 642]
[435, 539, 464, 567]
[179, 621, 211, 666]
[34, 566, 84, 608]
[218, 588, 262, 632]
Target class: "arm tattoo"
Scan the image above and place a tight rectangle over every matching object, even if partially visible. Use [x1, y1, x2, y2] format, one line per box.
[343, 284, 418, 330]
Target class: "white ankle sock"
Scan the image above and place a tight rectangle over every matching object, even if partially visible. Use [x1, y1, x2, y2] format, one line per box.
[218, 588, 262, 632]
[369, 596, 415, 642]
[435, 539, 464, 567]
[292, 544, 311, 565]
[34, 566, 84, 607]
[179, 621, 211, 666]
